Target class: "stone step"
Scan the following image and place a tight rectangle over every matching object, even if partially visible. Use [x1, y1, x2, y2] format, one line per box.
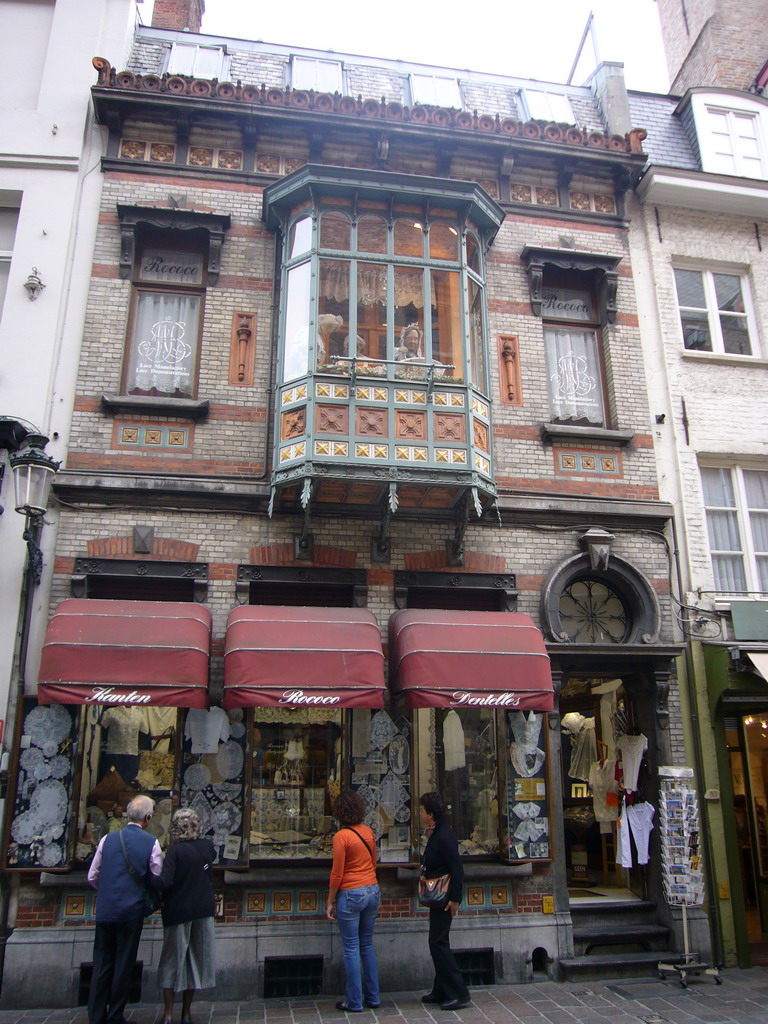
[559, 950, 683, 982]
[574, 922, 671, 953]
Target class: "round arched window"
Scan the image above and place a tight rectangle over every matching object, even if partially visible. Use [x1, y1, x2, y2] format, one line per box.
[558, 576, 629, 644]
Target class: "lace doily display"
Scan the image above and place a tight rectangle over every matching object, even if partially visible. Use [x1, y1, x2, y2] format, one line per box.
[30, 780, 68, 825]
[388, 735, 409, 775]
[39, 843, 63, 868]
[369, 710, 398, 750]
[216, 740, 244, 780]
[183, 763, 212, 791]
[23, 705, 72, 748]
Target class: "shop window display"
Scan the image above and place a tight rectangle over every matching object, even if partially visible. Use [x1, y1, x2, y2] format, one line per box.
[349, 709, 411, 863]
[250, 709, 343, 860]
[74, 706, 180, 866]
[414, 707, 500, 856]
[181, 707, 247, 866]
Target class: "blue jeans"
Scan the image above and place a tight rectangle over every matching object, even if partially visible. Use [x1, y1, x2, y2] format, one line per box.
[336, 884, 380, 1010]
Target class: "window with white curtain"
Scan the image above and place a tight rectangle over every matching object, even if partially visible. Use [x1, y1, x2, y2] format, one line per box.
[543, 325, 605, 425]
[410, 74, 462, 108]
[523, 90, 574, 123]
[124, 243, 206, 398]
[701, 466, 768, 594]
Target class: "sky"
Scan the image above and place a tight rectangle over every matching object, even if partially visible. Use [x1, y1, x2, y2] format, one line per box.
[188, 0, 671, 94]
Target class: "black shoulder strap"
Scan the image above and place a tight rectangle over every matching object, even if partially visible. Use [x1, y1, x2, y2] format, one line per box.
[344, 826, 374, 860]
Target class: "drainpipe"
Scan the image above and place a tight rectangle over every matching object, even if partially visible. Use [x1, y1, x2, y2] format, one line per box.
[669, 516, 724, 967]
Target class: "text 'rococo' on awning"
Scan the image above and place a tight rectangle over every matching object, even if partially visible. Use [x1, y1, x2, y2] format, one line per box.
[223, 605, 385, 709]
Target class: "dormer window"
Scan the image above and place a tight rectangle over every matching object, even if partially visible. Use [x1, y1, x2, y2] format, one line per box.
[291, 56, 343, 93]
[686, 92, 768, 180]
[167, 43, 226, 79]
[523, 90, 573, 123]
[410, 74, 462, 108]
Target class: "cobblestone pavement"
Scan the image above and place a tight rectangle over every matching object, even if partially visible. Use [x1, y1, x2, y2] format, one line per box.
[2, 970, 768, 1024]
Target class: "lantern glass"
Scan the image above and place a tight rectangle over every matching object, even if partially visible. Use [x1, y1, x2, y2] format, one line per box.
[9, 439, 58, 516]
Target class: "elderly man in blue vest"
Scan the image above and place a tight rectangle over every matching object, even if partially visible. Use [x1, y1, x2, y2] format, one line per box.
[87, 794, 164, 1024]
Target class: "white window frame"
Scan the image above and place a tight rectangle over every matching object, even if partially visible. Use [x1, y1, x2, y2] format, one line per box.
[410, 74, 462, 108]
[701, 465, 768, 596]
[291, 56, 343, 93]
[690, 93, 768, 179]
[522, 90, 574, 123]
[673, 265, 757, 356]
[0, 203, 19, 323]
[167, 43, 227, 79]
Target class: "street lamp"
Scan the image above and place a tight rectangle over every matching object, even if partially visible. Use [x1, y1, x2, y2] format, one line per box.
[8, 432, 59, 518]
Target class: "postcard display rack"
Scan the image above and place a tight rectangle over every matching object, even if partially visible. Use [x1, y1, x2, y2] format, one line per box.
[657, 766, 720, 987]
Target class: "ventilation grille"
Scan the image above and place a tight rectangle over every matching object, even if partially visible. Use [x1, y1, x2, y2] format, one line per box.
[454, 947, 495, 986]
[263, 955, 323, 998]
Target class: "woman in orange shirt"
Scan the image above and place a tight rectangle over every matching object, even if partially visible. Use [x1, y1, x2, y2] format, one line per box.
[325, 790, 380, 1012]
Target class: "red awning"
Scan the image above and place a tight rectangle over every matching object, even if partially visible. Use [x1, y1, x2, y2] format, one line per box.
[223, 606, 385, 709]
[38, 599, 212, 707]
[388, 610, 553, 710]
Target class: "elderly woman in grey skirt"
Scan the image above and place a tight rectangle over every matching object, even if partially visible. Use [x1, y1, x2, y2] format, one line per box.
[153, 809, 216, 1024]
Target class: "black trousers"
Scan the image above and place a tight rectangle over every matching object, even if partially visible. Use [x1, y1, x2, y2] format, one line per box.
[427, 906, 469, 1002]
[88, 917, 144, 1024]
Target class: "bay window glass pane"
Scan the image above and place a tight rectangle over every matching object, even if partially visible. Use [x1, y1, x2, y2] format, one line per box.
[429, 222, 458, 261]
[750, 511, 768, 554]
[467, 277, 484, 388]
[674, 268, 706, 308]
[466, 233, 480, 274]
[289, 216, 312, 259]
[358, 215, 387, 254]
[431, 269, 463, 380]
[544, 327, 604, 425]
[414, 708, 499, 855]
[283, 261, 311, 380]
[127, 291, 200, 397]
[757, 556, 768, 592]
[357, 263, 387, 361]
[680, 309, 712, 350]
[393, 266, 424, 347]
[320, 211, 350, 251]
[318, 260, 349, 365]
[250, 711, 341, 860]
[394, 218, 424, 257]
[720, 314, 751, 354]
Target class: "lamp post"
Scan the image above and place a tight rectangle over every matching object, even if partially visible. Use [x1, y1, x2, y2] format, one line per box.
[0, 419, 59, 990]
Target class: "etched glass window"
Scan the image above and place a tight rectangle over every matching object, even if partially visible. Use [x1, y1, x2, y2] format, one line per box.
[543, 326, 605, 425]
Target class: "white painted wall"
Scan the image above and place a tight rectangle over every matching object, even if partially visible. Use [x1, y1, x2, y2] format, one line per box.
[0, 0, 139, 746]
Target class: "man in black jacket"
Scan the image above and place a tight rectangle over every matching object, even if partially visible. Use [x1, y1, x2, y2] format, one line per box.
[87, 794, 163, 1024]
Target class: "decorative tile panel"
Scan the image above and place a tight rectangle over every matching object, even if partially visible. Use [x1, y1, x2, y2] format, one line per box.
[356, 385, 388, 401]
[394, 388, 426, 404]
[395, 411, 427, 440]
[116, 424, 190, 449]
[283, 384, 308, 405]
[569, 191, 591, 211]
[491, 885, 510, 906]
[272, 892, 294, 914]
[450, 393, 465, 407]
[315, 441, 350, 457]
[474, 453, 491, 474]
[356, 407, 388, 436]
[472, 397, 489, 418]
[316, 404, 349, 434]
[281, 407, 306, 440]
[435, 449, 467, 464]
[189, 147, 214, 166]
[511, 184, 533, 204]
[62, 894, 90, 920]
[245, 892, 266, 914]
[298, 892, 318, 913]
[594, 194, 616, 214]
[120, 140, 146, 160]
[555, 449, 622, 476]
[433, 413, 466, 442]
[395, 446, 429, 461]
[466, 886, 485, 907]
[315, 383, 332, 398]
[149, 143, 175, 162]
[536, 187, 558, 206]
[473, 420, 489, 452]
[354, 443, 389, 459]
[279, 442, 306, 462]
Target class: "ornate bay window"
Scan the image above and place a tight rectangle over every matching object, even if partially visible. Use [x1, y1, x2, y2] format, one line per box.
[263, 166, 504, 522]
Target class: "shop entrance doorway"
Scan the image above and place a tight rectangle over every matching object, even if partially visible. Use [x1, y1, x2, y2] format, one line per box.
[559, 677, 645, 906]
[727, 715, 768, 963]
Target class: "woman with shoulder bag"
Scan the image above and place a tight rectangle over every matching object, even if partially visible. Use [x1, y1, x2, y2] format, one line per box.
[419, 792, 471, 1011]
[152, 809, 216, 1024]
[325, 790, 380, 1012]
